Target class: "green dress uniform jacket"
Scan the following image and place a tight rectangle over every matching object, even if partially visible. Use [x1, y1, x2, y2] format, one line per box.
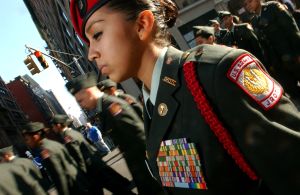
[39, 138, 89, 195]
[250, 1, 300, 97]
[61, 128, 134, 194]
[11, 157, 49, 191]
[0, 163, 47, 195]
[96, 94, 164, 195]
[144, 45, 300, 195]
[117, 93, 144, 119]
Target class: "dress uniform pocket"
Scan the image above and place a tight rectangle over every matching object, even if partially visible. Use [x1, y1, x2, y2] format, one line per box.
[156, 138, 208, 190]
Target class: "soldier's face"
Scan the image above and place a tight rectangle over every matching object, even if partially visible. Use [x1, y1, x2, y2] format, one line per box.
[244, 0, 260, 13]
[85, 5, 144, 83]
[23, 134, 38, 149]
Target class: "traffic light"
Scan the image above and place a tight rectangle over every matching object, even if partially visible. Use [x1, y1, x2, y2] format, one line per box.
[24, 55, 41, 75]
[34, 51, 49, 69]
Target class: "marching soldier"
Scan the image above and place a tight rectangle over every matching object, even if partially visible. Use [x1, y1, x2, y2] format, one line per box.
[70, 0, 300, 194]
[0, 145, 50, 191]
[208, 19, 230, 45]
[218, 10, 265, 63]
[243, 0, 300, 106]
[193, 26, 216, 45]
[22, 121, 90, 195]
[66, 73, 164, 195]
[50, 114, 136, 195]
[0, 163, 47, 195]
[98, 79, 143, 119]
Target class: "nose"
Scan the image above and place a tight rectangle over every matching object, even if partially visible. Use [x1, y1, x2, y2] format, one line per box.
[88, 42, 100, 62]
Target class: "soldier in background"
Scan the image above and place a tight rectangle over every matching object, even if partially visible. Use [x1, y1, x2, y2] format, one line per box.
[218, 10, 265, 63]
[0, 163, 47, 195]
[50, 114, 135, 195]
[193, 26, 216, 45]
[0, 145, 50, 191]
[98, 79, 143, 119]
[22, 121, 90, 195]
[208, 19, 230, 45]
[66, 73, 164, 195]
[244, 0, 300, 106]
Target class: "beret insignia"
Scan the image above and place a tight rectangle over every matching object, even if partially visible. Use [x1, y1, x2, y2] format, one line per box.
[77, 0, 87, 18]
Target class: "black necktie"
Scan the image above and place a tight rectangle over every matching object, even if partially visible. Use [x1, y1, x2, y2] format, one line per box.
[146, 99, 154, 118]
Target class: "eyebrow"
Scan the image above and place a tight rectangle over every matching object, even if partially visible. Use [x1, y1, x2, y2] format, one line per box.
[86, 19, 104, 33]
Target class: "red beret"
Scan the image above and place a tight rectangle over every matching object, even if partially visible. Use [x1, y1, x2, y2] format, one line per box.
[70, 0, 110, 43]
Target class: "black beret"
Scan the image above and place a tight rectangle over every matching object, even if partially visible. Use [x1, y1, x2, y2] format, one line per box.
[97, 79, 117, 91]
[218, 11, 231, 20]
[193, 26, 215, 37]
[22, 122, 45, 134]
[65, 72, 98, 95]
[0, 145, 13, 155]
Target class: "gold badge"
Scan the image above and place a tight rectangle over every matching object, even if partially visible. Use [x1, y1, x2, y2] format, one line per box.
[162, 76, 176, 87]
[158, 103, 168, 116]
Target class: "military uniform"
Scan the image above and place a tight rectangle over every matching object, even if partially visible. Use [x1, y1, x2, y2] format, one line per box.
[22, 122, 89, 195]
[250, 1, 300, 99]
[98, 79, 144, 119]
[66, 75, 164, 195]
[0, 163, 47, 195]
[143, 45, 300, 195]
[51, 114, 135, 195]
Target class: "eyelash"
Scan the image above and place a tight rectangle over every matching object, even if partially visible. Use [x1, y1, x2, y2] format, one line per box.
[93, 32, 102, 40]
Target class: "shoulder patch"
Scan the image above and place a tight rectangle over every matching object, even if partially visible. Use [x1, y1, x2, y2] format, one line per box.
[41, 149, 50, 159]
[227, 54, 283, 110]
[64, 135, 73, 144]
[108, 102, 122, 116]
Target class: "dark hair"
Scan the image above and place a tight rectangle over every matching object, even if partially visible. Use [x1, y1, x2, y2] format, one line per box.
[107, 0, 178, 47]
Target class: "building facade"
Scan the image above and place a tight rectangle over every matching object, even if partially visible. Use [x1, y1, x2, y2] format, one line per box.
[0, 76, 27, 147]
[7, 75, 67, 126]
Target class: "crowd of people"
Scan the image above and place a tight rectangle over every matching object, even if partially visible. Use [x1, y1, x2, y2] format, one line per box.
[1, 0, 300, 194]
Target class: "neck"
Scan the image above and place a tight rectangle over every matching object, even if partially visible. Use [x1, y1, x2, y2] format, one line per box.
[255, 3, 262, 15]
[137, 44, 164, 91]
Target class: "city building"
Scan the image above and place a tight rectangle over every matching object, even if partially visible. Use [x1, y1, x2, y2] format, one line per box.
[7, 74, 67, 126]
[0, 76, 27, 147]
[23, 0, 230, 98]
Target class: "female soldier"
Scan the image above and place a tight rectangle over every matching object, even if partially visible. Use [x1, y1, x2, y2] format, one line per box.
[70, 0, 300, 194]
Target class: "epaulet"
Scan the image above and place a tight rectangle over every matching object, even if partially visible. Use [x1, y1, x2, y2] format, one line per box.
[183, 45, 205, 63]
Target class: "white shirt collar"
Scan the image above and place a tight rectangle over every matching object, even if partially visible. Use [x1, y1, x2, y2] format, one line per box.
[142, 47, 168, 115]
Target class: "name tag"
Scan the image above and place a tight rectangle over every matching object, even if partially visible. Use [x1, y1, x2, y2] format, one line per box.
[156, 138, 208, 189]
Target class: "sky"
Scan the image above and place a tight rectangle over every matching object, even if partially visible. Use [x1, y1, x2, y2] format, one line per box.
[0, 1, 83, 120]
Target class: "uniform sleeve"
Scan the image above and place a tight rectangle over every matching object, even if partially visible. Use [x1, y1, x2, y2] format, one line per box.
[211, 49, 300, 195]
[65, 138, 87, 173]
[95, 94, 162, 194]
[43, 152, 69, 195]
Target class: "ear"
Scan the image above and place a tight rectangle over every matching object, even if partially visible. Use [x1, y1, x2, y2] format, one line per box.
[136, 10, 155, 40]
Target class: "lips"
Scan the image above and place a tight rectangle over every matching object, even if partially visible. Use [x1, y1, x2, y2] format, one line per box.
[98, 64, 108, 74]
